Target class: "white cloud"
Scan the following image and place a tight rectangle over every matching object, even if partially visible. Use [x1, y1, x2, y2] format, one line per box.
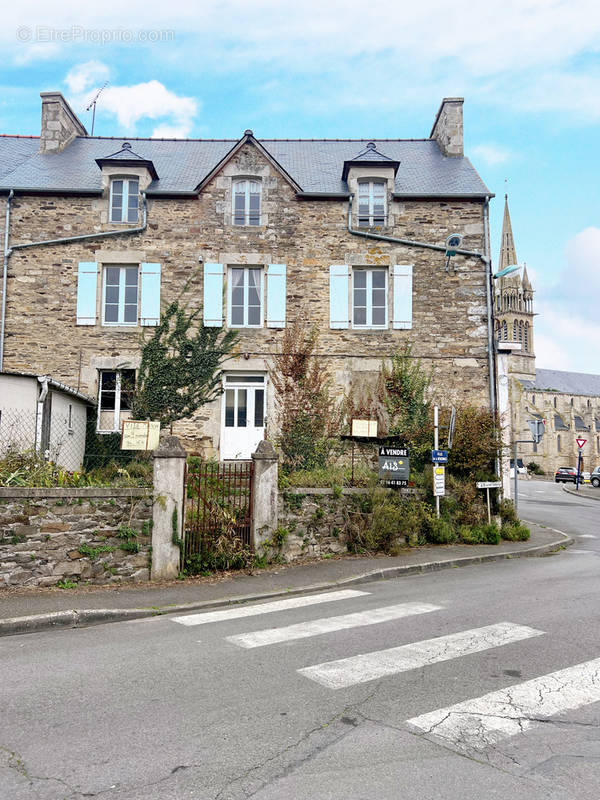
[65, 65, 198, 136]
[14, 42, 61, 65]
[65, 61, 109, 94]
[471, 144, 515, 166]
[534, 227, 600, 372]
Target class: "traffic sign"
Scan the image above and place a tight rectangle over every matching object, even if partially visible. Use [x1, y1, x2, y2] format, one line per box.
[576, 438, 587, 449]
[433, 466, 445, 496]
[431, 449, 448, 463]
[476, 481, 502, 489]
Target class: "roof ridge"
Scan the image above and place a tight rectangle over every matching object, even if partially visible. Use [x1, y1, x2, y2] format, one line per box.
[68, 135, 436, 143]
[0, 134, 40, 139]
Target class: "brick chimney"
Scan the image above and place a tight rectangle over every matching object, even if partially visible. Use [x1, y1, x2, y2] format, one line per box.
[39, 92, 87, 153]
[430, 98, 464, 157]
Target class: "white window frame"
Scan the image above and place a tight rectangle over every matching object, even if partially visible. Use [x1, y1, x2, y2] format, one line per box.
[352, 267, 388, 329]
[102, 265, 139, 326]
[109, 177, 139, 224]
[97, 369, 135, 433]
[232, 179, 261, 226]
[357, 180, 386, 227]
[227, 266, 264, 328]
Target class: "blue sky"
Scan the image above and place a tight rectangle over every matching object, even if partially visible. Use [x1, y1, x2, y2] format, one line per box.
[2, 0, 599, 374]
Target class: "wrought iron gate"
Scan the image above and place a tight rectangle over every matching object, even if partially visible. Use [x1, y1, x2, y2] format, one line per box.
[183, 461, 254, 569]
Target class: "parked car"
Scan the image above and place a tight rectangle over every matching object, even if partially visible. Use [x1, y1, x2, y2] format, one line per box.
[591, 467, 600, 488]
[554, 467, 584, 484]
[510, 459, 527, 479]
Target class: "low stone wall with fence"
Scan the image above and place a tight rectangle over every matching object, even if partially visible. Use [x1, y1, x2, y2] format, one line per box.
[277, 488, 370, 560]
[0, 488, 152, 588]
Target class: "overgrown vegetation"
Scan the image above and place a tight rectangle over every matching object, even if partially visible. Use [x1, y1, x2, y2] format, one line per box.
[269, 318, 339, 472]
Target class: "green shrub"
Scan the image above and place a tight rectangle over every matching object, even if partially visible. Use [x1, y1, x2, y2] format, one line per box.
[501, 523, 530, 541]
[498, 498, 519, 525]
[424, 517, 457, 544]
[471, 523, 501, 545]
[457, 524, 484, 544]
[527, 461, 545, 476]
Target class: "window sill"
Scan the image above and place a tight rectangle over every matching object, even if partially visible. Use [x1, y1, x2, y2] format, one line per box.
[101, 323, 139, 329]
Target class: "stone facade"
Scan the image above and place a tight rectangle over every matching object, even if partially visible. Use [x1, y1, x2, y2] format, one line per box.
[0, 95, 494, 459]
[0, 487, 152, 587]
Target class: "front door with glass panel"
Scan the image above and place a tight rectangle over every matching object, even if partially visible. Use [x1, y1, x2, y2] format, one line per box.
[221, 374, 266, 460]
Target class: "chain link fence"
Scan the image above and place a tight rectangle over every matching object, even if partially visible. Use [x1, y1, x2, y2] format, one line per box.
[0, 408, 147, 474]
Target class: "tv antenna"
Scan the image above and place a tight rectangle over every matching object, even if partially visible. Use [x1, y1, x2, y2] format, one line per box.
[86, 82, 109, 136]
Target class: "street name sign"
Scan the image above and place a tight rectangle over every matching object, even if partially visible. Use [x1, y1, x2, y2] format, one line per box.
[476, 481, 502, 489]
[431, 449, 448, 463]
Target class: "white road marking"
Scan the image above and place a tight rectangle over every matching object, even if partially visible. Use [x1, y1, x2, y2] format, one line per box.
[225, 602, 443, 648]
[171, 589, 369, 626]
[579, 535, 597, 539]
[407, 657, 600, 750]
[568, 549, 596, 555]
[298, 622, 543, 689]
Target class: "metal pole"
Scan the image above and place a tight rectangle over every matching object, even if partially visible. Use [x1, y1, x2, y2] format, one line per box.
[434, 405, 440, 518]
[513, 441, 519, 514]
[486, 488, 491, 525]
[576, 449, 582, 490]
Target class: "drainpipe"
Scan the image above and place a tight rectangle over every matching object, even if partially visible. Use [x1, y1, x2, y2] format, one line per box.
[347, 193, 497, 415]
[35, 375, 49, 454]
[0, 189, 14, 372]
[0, 192, 147, 371]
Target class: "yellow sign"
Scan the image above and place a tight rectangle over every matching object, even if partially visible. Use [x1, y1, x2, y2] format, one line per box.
[352, 419, 378, 438]
[121, 420, 161, 451]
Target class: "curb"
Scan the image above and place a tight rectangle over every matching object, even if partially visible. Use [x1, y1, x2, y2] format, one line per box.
[563, 485, 600, 501]
[0, 529, 573, 638]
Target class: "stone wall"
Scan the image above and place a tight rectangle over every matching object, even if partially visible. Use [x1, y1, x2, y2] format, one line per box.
[0, 487, 152, 588]
[277, 488, 369, 560]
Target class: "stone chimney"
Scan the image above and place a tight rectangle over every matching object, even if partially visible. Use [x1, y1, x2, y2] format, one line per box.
[39, 92, 87, 154]
[430, 97, 464, 157]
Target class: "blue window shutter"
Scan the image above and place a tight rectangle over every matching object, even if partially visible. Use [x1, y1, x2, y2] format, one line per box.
[140, 262, 161, 326]
[203, 263, 224, 327]
[266, 264, 286, 328]
[329, 265, 349, 329]
[392, 264, 413, 329]
[76, 262, 98, 325]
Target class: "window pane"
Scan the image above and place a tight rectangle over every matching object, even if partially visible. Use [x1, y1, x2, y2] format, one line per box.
[106, 285, 119, 304]
[372, 288, 385, 308]
[105, 304, 119, 323]
[254, 389, 264, 427]
[358, 183, 369, 195]
[100, 372, 116, 410]
[231, 306, 244, 325]
[106, 267, 120, 285]
[354, 271, 367, 288]
[248, 305, 260, 325]
[112, 180, 123, 193]
[225, 389, 235, 427]
[120, 371, 135, 410]
[125, 267, 138, 286]
[124, 303, 137, 323]
[373, 182, 385, 196]
[372, 271, 385, 288]
[354, 288, 366, 307]
[249, 181, 260, 193]
[225, 375, 265, 383]
[372, 306, 385, 326]
[354, 307, 366, 326]
[237, 389, 247, 427]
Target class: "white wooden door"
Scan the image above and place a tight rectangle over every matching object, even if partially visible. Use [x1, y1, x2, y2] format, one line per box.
[220, 374, 266, 460]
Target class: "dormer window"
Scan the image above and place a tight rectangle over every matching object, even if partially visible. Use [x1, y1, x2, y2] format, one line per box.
[358, 180, 386, 227]
[110, 178, 139, 223]
[233, 179, 261, 226]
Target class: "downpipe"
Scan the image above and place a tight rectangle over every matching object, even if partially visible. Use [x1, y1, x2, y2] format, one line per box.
[0, 189, 14, 371]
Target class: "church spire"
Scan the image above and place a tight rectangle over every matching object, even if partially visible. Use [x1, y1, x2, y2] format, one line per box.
[498, 194, 518, 270]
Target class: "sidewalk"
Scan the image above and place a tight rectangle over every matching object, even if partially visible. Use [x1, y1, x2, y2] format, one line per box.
[0, 521, 571, 637]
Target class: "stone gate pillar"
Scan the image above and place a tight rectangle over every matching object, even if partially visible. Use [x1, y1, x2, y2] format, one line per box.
[152, 433, 186, 579]
[251, 440, 279, 551]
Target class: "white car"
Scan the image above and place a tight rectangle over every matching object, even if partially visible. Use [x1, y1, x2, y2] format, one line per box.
[510, 459, 527, 479]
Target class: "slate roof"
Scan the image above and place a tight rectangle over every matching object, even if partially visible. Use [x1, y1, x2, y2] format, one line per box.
[0, 135, 491, 197]
[520, 369, 600, 397]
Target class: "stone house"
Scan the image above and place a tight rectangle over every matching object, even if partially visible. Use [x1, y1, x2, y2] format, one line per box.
[0, 92, 496, 460]
[494, 197, 600, 476]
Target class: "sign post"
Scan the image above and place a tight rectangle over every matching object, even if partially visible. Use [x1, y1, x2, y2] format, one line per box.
[576, 438, 586, 490]
[476, 480, 502, 524]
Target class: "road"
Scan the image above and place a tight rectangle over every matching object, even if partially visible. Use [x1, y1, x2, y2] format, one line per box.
[1, 481, 598, 799]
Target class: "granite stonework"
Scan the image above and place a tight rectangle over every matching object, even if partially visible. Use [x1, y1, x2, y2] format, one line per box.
[277, 488, 370, 560]
[0, 488, 152, 588]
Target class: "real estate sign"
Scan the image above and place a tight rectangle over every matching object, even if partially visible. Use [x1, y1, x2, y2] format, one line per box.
[379, 445, 410, 488]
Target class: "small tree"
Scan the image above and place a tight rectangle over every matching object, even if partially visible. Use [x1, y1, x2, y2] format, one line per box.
[270, 319, 338, 472]
[130, 300, 237, 428]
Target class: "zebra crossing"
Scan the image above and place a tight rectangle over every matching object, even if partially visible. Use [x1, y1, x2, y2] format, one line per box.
[171, 588, 600, 753]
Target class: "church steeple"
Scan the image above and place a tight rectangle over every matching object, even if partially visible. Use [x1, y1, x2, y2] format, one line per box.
[498, 194, 518, 270]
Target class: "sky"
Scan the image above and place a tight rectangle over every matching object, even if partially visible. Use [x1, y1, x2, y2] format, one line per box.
[1, 0, 599, 375]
